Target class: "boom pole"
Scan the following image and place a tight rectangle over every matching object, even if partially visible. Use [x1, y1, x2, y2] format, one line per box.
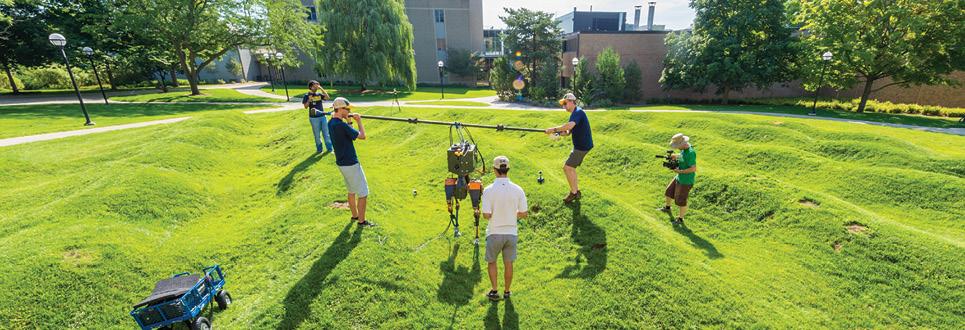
[359, 114, 545, 133]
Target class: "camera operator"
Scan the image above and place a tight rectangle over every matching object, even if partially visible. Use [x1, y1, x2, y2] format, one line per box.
[659, 133, 697, 225]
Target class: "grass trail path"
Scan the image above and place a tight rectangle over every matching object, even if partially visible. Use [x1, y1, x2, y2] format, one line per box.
[0, 117, 191, 147]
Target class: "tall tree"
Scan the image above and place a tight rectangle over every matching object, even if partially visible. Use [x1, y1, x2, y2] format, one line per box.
[113, 0, 314, 95]
[500, 8, 562, 99]
[1, 0, 53, 93]
[595, 47, 625, 103]
[660, 0, 798, 103]
[317, 0, 416, 90]
[793, 0, 964, 112]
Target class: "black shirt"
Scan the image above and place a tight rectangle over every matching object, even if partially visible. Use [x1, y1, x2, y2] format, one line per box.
[302, 91, 327, 117]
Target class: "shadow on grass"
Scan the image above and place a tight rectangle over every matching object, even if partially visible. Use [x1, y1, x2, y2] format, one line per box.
[276, 153, 327, 195]
[438, 240, 481, 329]
[277, 222, 362, 330]
[484, 298, 519, 330]
[663, 211, 723, 259]
[557, 201, 607, 279]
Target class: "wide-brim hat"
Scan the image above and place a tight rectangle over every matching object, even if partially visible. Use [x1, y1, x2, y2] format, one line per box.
[670, 133, 690, 148]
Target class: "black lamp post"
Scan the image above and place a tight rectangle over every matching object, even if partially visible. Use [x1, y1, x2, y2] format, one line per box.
[276, 52, 289, 101]
[437, 60, 445, 99]
[263, 53, 276, 92]
[83, 47, 109, 105]
[49, 33, 94, 126]
[810, 51, 833, 116]
[571, 57, 580, 89]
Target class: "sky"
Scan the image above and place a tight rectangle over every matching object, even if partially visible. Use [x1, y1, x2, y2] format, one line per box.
[481, 0, 696, 31]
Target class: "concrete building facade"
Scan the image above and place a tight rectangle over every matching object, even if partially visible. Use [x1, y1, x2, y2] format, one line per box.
[404, 0, 484, 84]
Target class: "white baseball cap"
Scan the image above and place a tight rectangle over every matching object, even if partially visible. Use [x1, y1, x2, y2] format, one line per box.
[493, 155, 510, 169]
[558, 92, 577, 106]
[332, 97, 352, 110]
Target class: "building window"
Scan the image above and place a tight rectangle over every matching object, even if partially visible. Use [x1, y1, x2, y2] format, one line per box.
[306, 6, 317, 21]
[436, 38, 447, 51]
[434, 9, 445, 23]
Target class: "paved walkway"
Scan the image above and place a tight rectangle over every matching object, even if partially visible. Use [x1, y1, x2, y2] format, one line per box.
[0, 117, 191, 147]
[234, 83, 291, 101]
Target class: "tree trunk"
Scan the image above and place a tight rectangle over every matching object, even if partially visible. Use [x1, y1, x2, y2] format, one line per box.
[156, 70, 169, 93]
[169, 66, 180, 87]
[187, 69, 201, 95]
[721, 87, 730, 105]
[857, 78, 875, 113]
[2, 61, 20, 94]
[105, 62, 117, 91]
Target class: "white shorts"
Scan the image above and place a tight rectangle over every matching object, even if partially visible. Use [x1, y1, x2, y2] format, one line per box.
[338, 163, 369, 197]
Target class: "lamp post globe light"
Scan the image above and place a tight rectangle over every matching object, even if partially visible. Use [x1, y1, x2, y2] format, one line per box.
[263, 53, 276, 92]
[83, 47, 110, 105]
[437, 60, 445, 99]
[49, 33, 94, 126]
[275, 52, 289, 101]
[810, 51, 833, 116]
[570, 57, 580, 89]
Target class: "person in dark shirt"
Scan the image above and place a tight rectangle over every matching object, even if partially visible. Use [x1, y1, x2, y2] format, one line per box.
[302, 80, 332, 153]
[327, 97, 374, 227]
[544, 93, 594, 203]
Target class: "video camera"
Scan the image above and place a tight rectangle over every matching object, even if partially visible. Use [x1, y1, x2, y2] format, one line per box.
[655, 150, 679, 170]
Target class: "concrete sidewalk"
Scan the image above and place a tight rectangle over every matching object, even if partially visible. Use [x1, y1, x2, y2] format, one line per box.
[0, 117, 192, 148]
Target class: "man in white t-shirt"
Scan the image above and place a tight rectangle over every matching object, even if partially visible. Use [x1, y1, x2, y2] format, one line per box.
[481, 155, 528, 301]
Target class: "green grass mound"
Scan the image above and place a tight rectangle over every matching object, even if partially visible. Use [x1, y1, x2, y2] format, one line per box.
[111, 89, 284, 103]
[0, 107, 962, 328]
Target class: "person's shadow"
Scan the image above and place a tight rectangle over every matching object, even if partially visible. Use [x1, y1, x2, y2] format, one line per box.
[557, 201, 608, 279]
[276, 222, 362, 329]
[276, 152, 328, 195]
[437, 241, 481, 328]
[484, 299, 519, 330]
[663, 211, 723, 259]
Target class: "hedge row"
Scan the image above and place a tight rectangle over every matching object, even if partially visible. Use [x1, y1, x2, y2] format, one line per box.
[741, 98, 965, 118]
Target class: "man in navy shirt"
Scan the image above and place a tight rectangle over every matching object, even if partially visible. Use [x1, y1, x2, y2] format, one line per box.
[545, 93, 593, 203]
[328, 97, 374, 227]
[302, 80, 333, 153]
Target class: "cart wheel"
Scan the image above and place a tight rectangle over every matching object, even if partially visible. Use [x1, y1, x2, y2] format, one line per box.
[189, 317, 211, 330]
[216, 290, 232, 310]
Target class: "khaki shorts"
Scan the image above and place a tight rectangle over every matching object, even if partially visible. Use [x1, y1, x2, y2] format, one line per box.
[338, 163, 369, 197]
[485, 234, 518, 263]
[565, 149, 589, 168]
[664, 178, 693, 207]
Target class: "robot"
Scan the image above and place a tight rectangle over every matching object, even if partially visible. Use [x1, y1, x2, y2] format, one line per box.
[444, 123, 486, 245]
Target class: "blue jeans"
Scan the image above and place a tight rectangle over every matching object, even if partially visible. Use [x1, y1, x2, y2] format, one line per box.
[309, 116, 333, 153]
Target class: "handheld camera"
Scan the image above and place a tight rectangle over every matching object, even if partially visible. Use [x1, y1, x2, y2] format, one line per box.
[655, 150, 679, 170]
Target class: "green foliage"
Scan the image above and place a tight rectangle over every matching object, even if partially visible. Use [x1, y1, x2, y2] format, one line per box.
[661, 0, 798, 101]
[489, 56, 517, 101]
[445, 48, 476, 79]
[317, 0, 417, 90]
[0, 70, 23, 90]
[623, 61, 643, 103]
[223, 56, 243, 79]
[530, 57, 560, 101]
[18, 64, 97, 89]
[792, 0, 965, 113]
[741, 97, 965, 118]
[571, 57, 595, 103]
[595, 47, 626, 103]
[500, 8, 563, 100]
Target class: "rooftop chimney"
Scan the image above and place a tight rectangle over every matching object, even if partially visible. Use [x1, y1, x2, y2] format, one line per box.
[647, 1, 656, 31]
[634, 6, 642, 30]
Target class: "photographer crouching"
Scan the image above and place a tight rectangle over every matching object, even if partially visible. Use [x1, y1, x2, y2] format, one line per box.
[658, 133, 697, 225]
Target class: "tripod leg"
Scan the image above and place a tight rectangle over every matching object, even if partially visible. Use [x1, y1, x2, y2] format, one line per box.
[453, 200, 462, 237]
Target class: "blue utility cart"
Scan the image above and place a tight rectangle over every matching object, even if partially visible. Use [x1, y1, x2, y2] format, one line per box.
[130, 265, 232, 330]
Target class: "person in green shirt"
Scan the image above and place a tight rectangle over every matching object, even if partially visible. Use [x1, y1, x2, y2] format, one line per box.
[659, 133, 697, 225]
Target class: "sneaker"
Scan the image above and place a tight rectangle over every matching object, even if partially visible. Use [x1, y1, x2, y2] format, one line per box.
[487, 290, 500, 301]
[351, 216, 359, 222]
[357, 220, 376, 227]
[657, 206, 671, 213]
[563, 190, 582, 203]
[503, 291, 512, 300]
[673, 217, 684, 225]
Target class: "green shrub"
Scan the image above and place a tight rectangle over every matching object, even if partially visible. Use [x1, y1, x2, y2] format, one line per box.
[623, 61, 642, 103]
[739, 97, 964, 118]
[20, 65, 71, 89]
[490, 56, 517, 101]
[594, 47, 625, 103]
[0, 74, 24, 91]
[216, 79, 226, 85]
[572, 57, 595, 103]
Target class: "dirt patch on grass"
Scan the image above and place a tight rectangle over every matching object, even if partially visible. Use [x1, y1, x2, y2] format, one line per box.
[798, 197, 820, 208]
[329, 201, 350, 210]
[771, 121, 784, 125]
[63, 248, 95, 266]
[832, 241, 843, 252]
[845, 222, 869, 234]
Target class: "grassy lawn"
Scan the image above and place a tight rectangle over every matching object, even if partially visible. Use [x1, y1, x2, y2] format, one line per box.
[407, 100, 491, 107]
[111, 88, 285, 103]
[0, 103, 270, 139]
[621, 104, 965, 129]
[0, 107, 962, 328]
[261, 84, 496, 102]
[0, 86, 159, 97]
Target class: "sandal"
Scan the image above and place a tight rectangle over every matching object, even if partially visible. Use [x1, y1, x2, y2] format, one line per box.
[503, 291, 511, 300]
[357, 220, 376, 227]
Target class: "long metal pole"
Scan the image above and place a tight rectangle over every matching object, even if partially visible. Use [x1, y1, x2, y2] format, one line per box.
[88, 56, 109, 104]
[266, 59, 276, 92]
[359, 114, 544, 132]
[439, 68, 445, 99]
[62, 48, 94, 126]
[280, 65, 289, 100]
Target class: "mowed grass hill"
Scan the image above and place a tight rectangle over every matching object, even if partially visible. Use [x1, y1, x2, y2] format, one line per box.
[0, 106, 962, 328]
